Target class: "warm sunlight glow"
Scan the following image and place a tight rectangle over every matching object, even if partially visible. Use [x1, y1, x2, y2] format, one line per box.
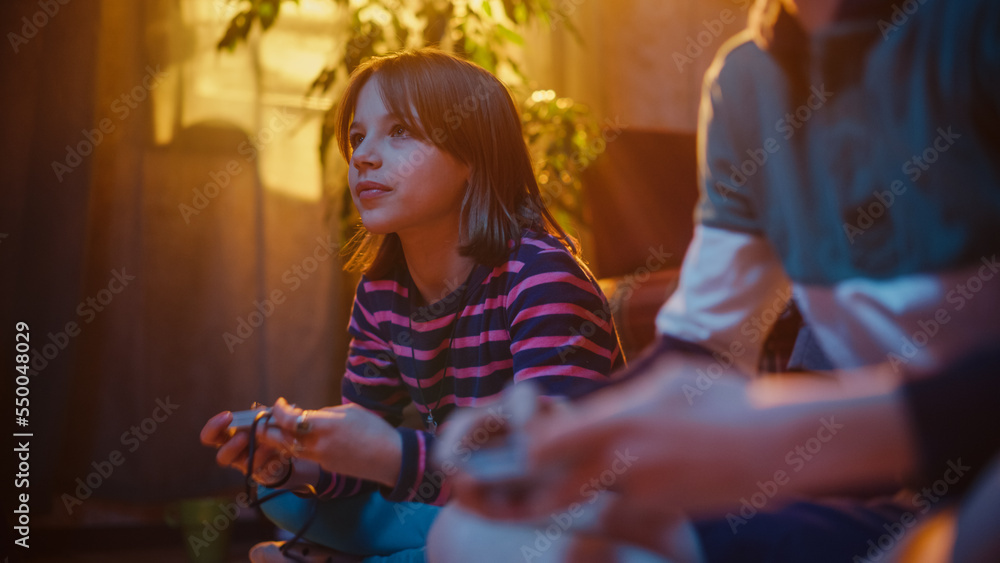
[151, 0, 342, 202]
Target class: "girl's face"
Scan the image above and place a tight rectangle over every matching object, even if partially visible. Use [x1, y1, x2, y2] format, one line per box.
[347, 77, 470, 241]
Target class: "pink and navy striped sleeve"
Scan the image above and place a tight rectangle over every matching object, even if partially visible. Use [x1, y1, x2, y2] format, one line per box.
[315, 232, 623, 505]
[505, 236, 622, 395]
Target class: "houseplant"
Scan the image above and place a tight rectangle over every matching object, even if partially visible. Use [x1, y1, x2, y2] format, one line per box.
[217, 0, 600, 244]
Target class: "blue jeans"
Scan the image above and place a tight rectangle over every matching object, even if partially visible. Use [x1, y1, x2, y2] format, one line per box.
[693, 497, 917, 563]
[258, 487, 441, 563]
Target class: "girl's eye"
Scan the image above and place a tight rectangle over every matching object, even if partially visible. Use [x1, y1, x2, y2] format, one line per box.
[391, 125, 408, 137]
[349, 133, 364, 149]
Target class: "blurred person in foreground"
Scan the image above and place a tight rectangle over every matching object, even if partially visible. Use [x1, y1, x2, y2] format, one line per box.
[427, 0, 1000, 561]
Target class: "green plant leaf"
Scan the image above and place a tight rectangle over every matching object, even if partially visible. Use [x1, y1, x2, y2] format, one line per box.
[218, 0, 599, 238]
[495, 23, 523, 45]
[259, 0, 279, 30]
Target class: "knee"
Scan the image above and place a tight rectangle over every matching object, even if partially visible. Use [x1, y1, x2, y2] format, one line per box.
[427, 503, 544, 563]
[427, 503, 671, 563]
[426, 504, 479, 563]
[255, 487, 310, 534]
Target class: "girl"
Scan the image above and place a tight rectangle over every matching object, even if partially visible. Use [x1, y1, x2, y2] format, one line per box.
[201, 48, 623, 562]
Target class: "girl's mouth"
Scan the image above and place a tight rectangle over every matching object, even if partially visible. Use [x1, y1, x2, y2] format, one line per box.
[355, 181, 392, 200]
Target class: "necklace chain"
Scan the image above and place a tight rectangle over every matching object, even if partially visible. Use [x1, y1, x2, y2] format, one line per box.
[407, 278, 468, 434]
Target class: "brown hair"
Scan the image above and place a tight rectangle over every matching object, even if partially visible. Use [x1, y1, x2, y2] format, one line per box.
[335, 48, 576, 278]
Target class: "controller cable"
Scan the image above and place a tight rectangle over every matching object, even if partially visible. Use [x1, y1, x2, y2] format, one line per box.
[245, 409, 320, 562]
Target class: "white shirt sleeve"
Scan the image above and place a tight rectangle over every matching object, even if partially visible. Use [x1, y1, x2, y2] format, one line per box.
[656, 225, 791, 375]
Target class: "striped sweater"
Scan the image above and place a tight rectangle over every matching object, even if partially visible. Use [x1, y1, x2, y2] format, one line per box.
[315, 231, 623, 504]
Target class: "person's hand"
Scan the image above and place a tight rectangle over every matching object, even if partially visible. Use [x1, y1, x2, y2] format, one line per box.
[440, 356, 779, 520]
[443, 354, 915, 523]
[432, 380, 549, 480]
[199, 410, 291, 485]
[255, 398, 403, 487]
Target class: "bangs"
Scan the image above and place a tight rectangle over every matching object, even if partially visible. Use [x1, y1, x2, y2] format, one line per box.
[335, 48, 576, 278]
[336, 53, 465, 160]
[374, 73, 432, 143]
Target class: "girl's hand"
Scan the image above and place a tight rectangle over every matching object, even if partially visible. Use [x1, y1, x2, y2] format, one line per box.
[255, 398, 403, 487]
[199, 411, 291, 485]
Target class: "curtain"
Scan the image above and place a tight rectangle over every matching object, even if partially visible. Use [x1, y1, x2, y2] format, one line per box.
[2, 0, 351, 515]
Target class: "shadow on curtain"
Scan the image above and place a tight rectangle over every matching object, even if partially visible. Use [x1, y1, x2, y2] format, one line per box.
[1, 0, 350, 520]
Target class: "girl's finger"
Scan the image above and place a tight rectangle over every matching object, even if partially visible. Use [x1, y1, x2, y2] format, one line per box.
[249, 445, 285, 475]
[265, 397, 311, 435]
[200, 411, 234, 446]
[255, 423, 293, 452]
[270, 397, 297, 422]
[215, 430, 249, 468]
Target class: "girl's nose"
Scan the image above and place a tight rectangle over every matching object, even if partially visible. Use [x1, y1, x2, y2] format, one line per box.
[352, 138, 381, 171]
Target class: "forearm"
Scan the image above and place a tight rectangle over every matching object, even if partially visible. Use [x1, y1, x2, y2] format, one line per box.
[263, 441, 401, 498]
[527, 361, 919, 516]
[671, 376, 919, 513]
[760, 389, 916, 501]
[306, 428, 445, 504]
[371, 429, 403, 487]
[587, 391, 919, 518]
[312, 422, 403, 488]
[255, 400, 404, 491]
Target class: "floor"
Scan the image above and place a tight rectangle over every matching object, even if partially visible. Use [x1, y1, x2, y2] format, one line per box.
[30, 541, 257, 563]
[27, 522, 274, 562]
